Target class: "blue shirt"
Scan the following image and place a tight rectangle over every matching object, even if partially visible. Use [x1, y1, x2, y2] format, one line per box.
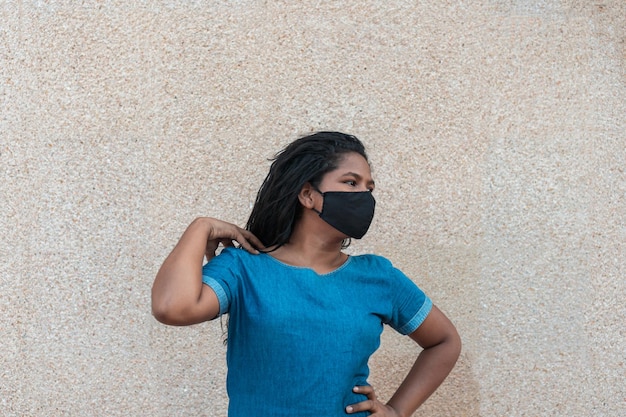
[202, 247, 432, 416]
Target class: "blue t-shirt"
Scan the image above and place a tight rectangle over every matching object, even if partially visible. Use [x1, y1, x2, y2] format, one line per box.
[202, 247, 432, 417]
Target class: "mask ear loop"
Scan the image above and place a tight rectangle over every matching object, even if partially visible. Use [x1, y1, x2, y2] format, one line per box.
[311, 185, 324, 195]
[310, 185, 324, 215]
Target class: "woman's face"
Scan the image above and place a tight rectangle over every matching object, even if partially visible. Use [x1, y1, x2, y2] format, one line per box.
[317, 152, 375, 193]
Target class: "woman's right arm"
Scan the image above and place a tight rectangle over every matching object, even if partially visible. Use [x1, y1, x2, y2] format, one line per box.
[151, 217, 263, 326]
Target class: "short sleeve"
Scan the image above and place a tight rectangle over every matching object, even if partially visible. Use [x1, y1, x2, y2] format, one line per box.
[201, 247, 241, 317]
[383, 260, 433, 335]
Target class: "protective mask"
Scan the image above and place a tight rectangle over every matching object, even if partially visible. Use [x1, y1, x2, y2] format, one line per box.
[312, 188, 376, 239]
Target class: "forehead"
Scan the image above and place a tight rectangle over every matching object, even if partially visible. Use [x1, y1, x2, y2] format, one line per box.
[329, 152, 373, 177]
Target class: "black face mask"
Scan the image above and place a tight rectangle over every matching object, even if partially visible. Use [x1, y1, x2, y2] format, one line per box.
[312, 187, 376, 239]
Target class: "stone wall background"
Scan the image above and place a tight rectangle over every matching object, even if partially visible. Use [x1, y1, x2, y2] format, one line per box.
[1, 1, 624, 416]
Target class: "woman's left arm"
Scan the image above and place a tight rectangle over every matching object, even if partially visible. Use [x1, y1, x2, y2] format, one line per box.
[385, 305, 461, 416]
[346, 305, 461, 416]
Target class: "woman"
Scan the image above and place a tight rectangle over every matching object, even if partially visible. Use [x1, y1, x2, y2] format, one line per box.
[152, 131, 461, 416]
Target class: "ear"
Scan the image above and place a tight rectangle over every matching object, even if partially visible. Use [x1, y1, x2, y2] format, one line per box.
[298, 183, 318, 209]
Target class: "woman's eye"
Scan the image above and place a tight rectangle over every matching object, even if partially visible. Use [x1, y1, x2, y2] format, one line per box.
[345, 180, 357, 186]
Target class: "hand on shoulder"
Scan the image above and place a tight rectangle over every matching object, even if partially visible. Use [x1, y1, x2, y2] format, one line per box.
[194, 217, 265, 260]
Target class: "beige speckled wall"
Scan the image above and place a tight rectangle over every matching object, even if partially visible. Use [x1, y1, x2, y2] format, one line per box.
[1, 1, 624, 416]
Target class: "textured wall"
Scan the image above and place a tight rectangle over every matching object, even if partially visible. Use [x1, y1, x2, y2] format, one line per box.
[1, 1, 624, 416]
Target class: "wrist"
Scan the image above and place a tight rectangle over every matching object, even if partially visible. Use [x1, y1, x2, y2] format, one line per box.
[191, 217, 215, 231]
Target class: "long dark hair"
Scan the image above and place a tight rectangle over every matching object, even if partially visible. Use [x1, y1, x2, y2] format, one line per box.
[246, 131, 368, 249]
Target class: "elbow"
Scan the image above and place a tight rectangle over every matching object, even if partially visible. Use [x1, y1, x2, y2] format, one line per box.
[151, 293, 203, 326]
[152, 307, 168, 324]
[451, 328, 462, 359]
[151, 298, 173, 324]
[151, 290, 180, 325]
[430, 325, 462, 367]
[440, 313, 462, 360]
[152, 303, 186, 326]
[444, 327, 462, 368]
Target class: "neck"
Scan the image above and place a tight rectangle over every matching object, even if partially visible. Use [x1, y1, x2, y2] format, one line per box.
[270, 213, 346, 270]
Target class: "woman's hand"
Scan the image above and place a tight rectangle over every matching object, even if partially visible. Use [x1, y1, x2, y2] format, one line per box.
[202, 217, 265, 260]
[346, 385, 400, 416]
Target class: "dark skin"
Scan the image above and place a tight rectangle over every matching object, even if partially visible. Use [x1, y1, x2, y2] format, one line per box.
[152, 152, 461, 416]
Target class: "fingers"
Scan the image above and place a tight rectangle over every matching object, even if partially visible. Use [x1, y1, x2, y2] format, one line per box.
[354, 385, 376, 399]
[346, 401, 373, 414]
[230, 228, 265, 254]
[346, 386, 400, 416]
[345, 386, 376, 414]
[206, 218, 264, 255]
[241, 230, 265, 252]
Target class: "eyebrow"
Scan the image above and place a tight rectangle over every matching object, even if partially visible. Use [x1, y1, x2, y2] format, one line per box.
[342, 172, 376, 187]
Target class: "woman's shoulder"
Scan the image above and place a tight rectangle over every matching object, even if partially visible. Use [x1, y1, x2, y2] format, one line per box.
[217, 246, 260, 262]
[207, 246, 256, 268]
[349, 253, 395, 270]
[204, 246, 274, 277]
